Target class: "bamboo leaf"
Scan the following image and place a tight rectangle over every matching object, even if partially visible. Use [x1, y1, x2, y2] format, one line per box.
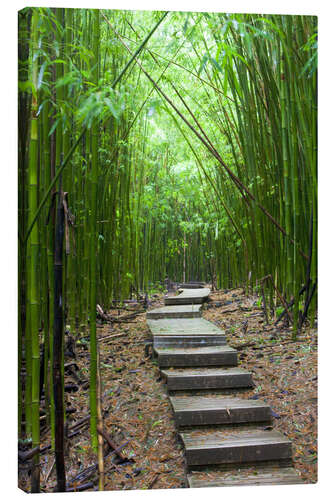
[198, 53, 208, 76]
[210, 57, 223, 72]
[183, 12, 190, 34]
[48, 116, 61, 136]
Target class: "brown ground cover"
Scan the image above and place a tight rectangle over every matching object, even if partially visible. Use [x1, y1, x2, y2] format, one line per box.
[18, 287, 317, 492]
[203, 289, 317, 484]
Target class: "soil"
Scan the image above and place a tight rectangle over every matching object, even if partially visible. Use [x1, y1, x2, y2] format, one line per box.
[18, 287, 317, 492]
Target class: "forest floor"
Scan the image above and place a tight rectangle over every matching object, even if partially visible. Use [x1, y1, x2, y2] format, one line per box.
[18, 288, 317, 492]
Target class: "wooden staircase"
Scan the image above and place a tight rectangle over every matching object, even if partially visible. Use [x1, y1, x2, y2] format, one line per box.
[146, 286, 303, 488]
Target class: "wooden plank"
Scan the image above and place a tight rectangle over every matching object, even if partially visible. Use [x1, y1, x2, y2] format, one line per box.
[155, 345, 237, 367]
[178, 282, 206, 289]
[161, 367, 253, 390]
[147, 318, 227, 347]
[146, 304, 202, 319]
[167, 288, 211, 298]
[181, 429, 292, 466]
[164, 296, 205, 305]
[147, 318, 223, 335]
[164, 288, 211, 306]
[170, 396, 271, 426]
[153, 335, 227, 348]
[187, 465, 303, 487]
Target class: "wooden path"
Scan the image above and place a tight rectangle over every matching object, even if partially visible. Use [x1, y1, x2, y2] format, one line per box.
[146, 286, 303, 488]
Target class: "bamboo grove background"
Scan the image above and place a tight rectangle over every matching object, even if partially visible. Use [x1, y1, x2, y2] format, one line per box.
[18, 7, 317, 492]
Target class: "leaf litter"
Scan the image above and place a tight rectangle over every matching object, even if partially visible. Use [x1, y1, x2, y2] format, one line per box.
[203, 288, 317, 484]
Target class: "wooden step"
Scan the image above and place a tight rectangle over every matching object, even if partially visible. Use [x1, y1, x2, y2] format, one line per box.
[178, 282, 206, 289]
[170, 396, 271, 426]
[147, 317, 225, 336]
[146, 305, 202, 319]
[147, 317, 226, 348]
[155, 346, 237, 367]
[153, 335, 227, 348]
[161, 367, 253, 391]
[164, 288, 210, 306]
[180, 428, 292, 466]
[187, 464, 303, 487]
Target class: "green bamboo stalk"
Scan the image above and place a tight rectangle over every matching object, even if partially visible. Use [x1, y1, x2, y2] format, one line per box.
[89, 8, 100, 453]
[27, 8, 40, 492]
[40, 56, 51, 426]
[18, 7, 32, 439]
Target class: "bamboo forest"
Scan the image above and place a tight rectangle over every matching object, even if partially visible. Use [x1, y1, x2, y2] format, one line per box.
[18, 6, 317, 494]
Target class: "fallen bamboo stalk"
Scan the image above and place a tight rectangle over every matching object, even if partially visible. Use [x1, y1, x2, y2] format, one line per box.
[110, 311, 145, 322]
[19, 417, 91, 462]
[106, 439, 131, 461]
[148, 473, 160, 489]
[68, 415, 90, 432]
[66, 428, 80, 439]
[18, 442, 52, 462]
[67, 440, 131, 487]
[45, 458, 56, 483]
[98, 332, 129, 342]
[97, 304, 145, 323]
[97, 429, 128, 461]
[275, 284, 307, 325]
[220, 307, 239, 314]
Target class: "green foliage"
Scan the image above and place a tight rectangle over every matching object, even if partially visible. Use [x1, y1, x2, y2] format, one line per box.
[276, 306, 284, 317]
[77, 87, 127, 127]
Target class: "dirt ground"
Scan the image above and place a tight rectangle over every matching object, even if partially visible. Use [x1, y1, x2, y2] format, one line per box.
[18, 287, 317, 492]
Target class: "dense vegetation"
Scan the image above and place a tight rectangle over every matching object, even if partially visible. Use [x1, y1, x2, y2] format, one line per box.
[18, 7, 317, 492]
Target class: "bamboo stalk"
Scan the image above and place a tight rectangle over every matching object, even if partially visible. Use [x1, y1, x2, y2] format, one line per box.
[53, 183, 66, 492]
[96, 348, 104, 491]
[89, 8, 100, 453]
[27, 9, 40, 492]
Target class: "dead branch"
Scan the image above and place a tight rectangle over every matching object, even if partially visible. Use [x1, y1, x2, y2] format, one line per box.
[97, 304, 109, 321]
[148, 473, 160, 489]
[260, 282, 269, 324]
[110, 311, 145, 322]
[19, 417, 91, 463]
[67, 440, 131, 487]
[98, 332, 129, 342]
[220, 306, 239, 314]
[97, 429, 127, 461]
[261, 274, 293, 325]
[97, 304, 145, 323]
[68, 415, 90, 432]
[18, 443, 52, 462]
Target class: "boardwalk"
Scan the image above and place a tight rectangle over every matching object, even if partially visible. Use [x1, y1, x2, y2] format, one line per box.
[146, 286, 303, 487]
